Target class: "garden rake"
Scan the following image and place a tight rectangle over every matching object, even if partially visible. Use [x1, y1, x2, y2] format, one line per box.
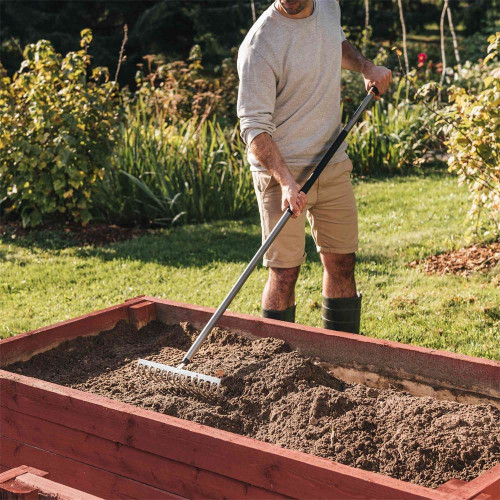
[136, 87, 380, 396]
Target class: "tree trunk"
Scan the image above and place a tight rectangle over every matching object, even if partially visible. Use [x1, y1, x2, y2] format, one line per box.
[439, 0, 449, 101]
[396, 0, 409, 75]
[447, 4, 462, 72]
[250, 0, 256, 23]
[363, 0, 370, 52]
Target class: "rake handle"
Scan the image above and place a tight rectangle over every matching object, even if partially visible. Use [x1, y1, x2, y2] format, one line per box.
[180, 87, 379, 367]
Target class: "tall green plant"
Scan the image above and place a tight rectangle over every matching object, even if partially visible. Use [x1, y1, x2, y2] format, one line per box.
[96, 97, 254, 225]
[347, 79, 437, 175]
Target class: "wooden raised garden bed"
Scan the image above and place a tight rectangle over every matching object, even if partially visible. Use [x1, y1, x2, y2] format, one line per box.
[1, 296, 499, 499]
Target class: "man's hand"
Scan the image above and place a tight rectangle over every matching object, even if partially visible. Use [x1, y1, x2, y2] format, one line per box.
[362, 63, 392, 95]
[281, 180, 306, 218]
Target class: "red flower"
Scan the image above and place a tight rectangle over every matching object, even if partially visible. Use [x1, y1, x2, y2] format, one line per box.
[417, 52, 428, 68]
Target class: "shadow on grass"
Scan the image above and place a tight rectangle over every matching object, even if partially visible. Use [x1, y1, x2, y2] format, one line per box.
[76, 219, 266, 267]
[3, 213, 397, 270]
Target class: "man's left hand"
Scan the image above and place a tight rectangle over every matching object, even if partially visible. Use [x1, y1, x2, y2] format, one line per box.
[362, 64, 392, 95]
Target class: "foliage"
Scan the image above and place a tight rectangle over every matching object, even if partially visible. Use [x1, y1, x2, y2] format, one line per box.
[134, 45, 238, 125]
[95, 96, 254, 226]
[347, 78, 438, 175]
[440, 33, 500, 234]
[0, 31, 121, 227]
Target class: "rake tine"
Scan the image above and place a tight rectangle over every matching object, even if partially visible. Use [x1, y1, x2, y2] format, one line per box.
[136, 359, 221, 397]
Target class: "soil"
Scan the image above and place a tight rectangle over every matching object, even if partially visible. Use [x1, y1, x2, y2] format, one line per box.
[7, 321, 499, 489]
[409, 241, 500, 277]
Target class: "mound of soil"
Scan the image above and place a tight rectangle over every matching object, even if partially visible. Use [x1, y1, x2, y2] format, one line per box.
[409, 241, 500, 276]
[8, 321, 499, 489]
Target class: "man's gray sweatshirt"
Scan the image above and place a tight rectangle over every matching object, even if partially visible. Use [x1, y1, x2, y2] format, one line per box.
[237, 0, 347, 172]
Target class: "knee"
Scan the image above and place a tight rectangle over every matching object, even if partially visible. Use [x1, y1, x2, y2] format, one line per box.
[269, 266, 300, 289]
[322, 253, 355, 278]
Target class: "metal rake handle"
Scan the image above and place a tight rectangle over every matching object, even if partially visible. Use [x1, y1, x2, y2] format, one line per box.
[179, 87, 379, 368]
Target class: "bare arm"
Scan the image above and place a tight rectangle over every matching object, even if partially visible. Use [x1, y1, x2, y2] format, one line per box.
[341, 40, 392, 95]
[249, 132, 306, 217]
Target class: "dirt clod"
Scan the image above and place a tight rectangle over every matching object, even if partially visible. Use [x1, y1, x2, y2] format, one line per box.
[8, 320, 499, 488]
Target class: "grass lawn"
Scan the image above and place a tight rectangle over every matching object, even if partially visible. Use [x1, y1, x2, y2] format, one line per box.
[1, 173, 498, 360]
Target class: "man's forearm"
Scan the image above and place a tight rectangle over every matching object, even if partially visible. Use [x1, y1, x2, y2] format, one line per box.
[249, 132, 295, 188]
[341, 40, 393, 94]
[249, 132, 306, 216]
[341, 40, 371, 73]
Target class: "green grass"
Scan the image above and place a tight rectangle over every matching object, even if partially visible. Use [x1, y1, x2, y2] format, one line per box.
[1, 174, 498, 360]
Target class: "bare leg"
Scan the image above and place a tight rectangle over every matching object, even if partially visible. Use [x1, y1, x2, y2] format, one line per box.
[320, 253, 356, 298]
[262, 266, 301, 310]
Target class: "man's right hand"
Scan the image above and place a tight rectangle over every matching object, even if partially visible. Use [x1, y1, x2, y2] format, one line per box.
[281, 180, 307, 218]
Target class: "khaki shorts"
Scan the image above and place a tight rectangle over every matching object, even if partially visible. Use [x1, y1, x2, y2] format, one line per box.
[252, 158, 358, 268]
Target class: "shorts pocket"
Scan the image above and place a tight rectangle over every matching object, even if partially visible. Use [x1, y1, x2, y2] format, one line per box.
[252, 171, 275, 195]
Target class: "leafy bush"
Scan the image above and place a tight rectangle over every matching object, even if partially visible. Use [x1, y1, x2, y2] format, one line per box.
[0, 30, 120, 227]
[441, 33, 499, 234]
[347, 79, 439, 175]
[95, 96, 254, 225]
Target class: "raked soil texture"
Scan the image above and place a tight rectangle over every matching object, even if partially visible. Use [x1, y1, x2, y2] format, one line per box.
[7, 320, 499, 488]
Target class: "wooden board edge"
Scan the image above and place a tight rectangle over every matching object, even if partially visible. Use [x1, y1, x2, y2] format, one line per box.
[0, 297, 148, 366]
[0, 436, 186, 500]
[452, 463, 500, 499]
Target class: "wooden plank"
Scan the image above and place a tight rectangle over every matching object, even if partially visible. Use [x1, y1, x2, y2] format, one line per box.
[16, 472, 104, 500]
[0, 373, 447, 500]
[149, 297, 500, 402]
[0, 466, 48, 483]
[1, 406, 286, 500]
[0, 437, 185, 500]
[452, 463, 500, 499]
[0, 479, 38, 498]
[128, 301, 157, 329]
[0, 298, 147, 367]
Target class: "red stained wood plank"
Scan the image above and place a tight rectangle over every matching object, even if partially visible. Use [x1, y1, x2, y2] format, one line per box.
[0, 479, 38, 497]
[0, 437, 185, 500]
[1, 406, 286, 500]
[16, 472, 104, 500]
[128, 301, 157, 329]
[0, 373, 448, 500]
[148, 297, 500, 402]
[0, 298, 147, 367]
[0, 466, 48, 483]
[452, 464, 500, 499]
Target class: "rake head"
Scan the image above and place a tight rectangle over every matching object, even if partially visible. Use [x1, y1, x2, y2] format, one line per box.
[137, 359, 221, 396]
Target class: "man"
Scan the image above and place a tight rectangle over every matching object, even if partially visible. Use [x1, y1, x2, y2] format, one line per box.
[237, 0, 391, 333]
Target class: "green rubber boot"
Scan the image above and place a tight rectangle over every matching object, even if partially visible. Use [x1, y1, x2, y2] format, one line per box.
[262, 304, 296, 323]
[322, 293, 362, 334]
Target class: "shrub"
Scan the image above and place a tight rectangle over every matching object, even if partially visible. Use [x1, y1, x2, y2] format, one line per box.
[0, 30, 120, 227]
[441, 33, 500, 234]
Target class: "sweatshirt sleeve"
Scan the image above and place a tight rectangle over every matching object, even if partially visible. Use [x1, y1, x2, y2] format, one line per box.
[237, 46, 277, 146]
